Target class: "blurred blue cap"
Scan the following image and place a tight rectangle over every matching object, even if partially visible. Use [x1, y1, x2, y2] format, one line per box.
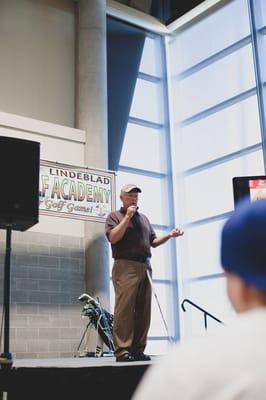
[221, 199, 266, 290]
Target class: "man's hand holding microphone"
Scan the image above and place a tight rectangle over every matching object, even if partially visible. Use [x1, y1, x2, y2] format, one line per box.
[126, 205, 139, 219]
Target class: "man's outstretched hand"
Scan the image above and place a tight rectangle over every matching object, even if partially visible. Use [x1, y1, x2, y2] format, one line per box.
[169, 228, 184, 238]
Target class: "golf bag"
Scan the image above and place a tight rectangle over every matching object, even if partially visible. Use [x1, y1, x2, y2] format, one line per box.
[76, 293, 114, 357]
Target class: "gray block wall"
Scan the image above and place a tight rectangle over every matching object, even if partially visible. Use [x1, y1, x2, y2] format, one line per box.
[0, 230, 90, 359]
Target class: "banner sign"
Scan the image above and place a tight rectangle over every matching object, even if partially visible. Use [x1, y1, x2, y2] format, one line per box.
[39, 160, 116, 222]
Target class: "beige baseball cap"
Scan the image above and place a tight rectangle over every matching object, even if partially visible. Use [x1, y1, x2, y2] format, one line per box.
[120, 184, 142, 193]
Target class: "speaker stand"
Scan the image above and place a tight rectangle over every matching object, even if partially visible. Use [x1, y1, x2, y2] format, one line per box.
[0, 226, 13, 368]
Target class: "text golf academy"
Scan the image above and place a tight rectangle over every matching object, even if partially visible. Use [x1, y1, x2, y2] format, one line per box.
[39, 167, 112, 218]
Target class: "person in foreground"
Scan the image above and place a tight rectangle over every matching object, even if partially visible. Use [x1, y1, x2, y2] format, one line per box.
[133, 198, 266, 399]
[105, 184, 184, 362]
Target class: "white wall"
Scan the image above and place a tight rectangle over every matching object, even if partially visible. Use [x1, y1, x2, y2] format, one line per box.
[0, 0, 75, 127]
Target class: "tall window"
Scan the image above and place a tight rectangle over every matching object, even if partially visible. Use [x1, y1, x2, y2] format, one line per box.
[110, 33, 179, 355]
[167, 0, 265, 338]
[108, 0, 266, 352]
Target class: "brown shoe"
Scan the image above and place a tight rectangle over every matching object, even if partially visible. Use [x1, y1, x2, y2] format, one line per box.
[133, 352, 151, 361]
[116, 353, 135, 362]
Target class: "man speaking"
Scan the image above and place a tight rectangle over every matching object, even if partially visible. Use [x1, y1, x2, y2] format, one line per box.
[105, 183, 184, 362]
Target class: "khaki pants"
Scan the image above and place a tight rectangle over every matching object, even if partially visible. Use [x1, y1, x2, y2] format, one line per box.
[112, 259, 152, 357]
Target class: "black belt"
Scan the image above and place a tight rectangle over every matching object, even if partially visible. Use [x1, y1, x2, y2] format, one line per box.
[116, 256, 149, 263]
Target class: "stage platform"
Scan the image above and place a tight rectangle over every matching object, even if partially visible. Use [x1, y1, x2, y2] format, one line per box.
[0, 355, 156, 400]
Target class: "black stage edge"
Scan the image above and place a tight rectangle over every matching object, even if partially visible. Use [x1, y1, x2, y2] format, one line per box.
[0, 357, 152, 400]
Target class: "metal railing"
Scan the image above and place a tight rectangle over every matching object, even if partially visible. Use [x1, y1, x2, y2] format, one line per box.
[181, 299, 223, 331]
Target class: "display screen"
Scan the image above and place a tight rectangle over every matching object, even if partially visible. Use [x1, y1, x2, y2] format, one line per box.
[233, 176, 266, 207]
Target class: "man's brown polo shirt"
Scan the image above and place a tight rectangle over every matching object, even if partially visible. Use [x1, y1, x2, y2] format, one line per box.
[105, 207, 156, 261]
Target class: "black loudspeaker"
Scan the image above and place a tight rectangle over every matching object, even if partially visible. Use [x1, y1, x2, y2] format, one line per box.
[0, 136, 40, 231]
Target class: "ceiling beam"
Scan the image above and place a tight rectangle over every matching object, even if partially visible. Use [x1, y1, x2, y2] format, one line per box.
[107, 0, 169, 35]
